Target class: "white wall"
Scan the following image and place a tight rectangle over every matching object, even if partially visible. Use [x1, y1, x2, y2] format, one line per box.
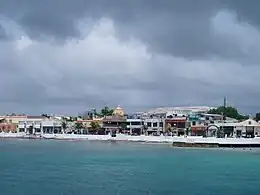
[126, 119, 143, 129]
[18, 119, 61, 128]
[144, 118, 164, 131]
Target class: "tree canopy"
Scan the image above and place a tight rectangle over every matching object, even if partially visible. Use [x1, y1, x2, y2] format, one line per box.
[90, 121, 100, 130]
[61, 121, 68, 130]
[74, 122, 84, 130]
[207, 106, 249, 120]
[99, 106, 114, 116]
[119, 122, 127, 130]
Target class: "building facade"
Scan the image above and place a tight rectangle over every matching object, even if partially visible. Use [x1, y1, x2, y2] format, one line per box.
[18, 116, 62, 135]
[165, 116, 187, 136]
[126, 118, 144, 135]
[102, 115, 126, 135]
[0, 115, 27, 133]
[188, 114, 206, 136]
[144, 118, 164, 135]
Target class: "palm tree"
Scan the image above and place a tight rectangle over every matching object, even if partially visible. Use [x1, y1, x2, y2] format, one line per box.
[166, 124, 172, 136]
[217, 126, 224, 138]
[61, 121, 68, 134]
[90, 121, 100, 134]
[119, 122, 127, 134]
[74, 122, 84, 134]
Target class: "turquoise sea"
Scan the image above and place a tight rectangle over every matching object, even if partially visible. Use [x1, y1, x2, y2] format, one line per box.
[0, 140, 260, 195]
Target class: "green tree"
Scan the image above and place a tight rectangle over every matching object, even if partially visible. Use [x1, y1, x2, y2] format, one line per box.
[207, 106, 248, 121]
[90, 121, 100, 130]
[217, 127, 225, 138]
[68, 116, 77, 122]
[61, 121, 68, 133]
[99, 106, 114, 116]
[119, 122, 127, 130]
[74, 122, 84, 134]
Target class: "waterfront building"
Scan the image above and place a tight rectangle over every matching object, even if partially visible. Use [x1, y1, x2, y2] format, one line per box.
[75, 117, 103, 134]
[0, 115, 27, 133]
[112, 105, 125, 117]
[204, 118, 260, 138]
[126, 118, 144, 135]
[146, 106, 213, 116]
[234, 119, 260, 138]
[102, 115, 126, 134]
[101, 105, 126, 135]
[144, 118, 164, 135]
[207, 122, 236, 137]
[0, 118, 17, 133]
[202, 113, 238, 137]
[18, 116, 62, 135]
[165, 116, 187, 136]
[188, 113, 206, 136]
[0, 115, 27, 124]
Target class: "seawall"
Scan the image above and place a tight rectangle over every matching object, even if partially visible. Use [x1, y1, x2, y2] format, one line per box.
[2, 133, 260, 147]
[172, 142, 219, 148]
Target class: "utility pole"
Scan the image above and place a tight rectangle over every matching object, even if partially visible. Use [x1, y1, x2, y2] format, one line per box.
[222, 96, 227, 138]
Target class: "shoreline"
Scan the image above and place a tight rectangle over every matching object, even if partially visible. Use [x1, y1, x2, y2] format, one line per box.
[2, 132, 260, 147]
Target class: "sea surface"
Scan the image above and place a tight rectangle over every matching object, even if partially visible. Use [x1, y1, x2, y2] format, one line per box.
[0, 140, 260, 195]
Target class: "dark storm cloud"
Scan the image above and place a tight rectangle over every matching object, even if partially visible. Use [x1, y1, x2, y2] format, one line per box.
[219, 0, 260, 26]
[0, 24, 8, 39]
[0, 0, 260, 114]
[0, 0, 258, 58]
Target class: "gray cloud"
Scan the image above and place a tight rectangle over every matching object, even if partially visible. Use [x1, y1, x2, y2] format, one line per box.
[0, 24, 6, 39]
[0, 0, 260, 115]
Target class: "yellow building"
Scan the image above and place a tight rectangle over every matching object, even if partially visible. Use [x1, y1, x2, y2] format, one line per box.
[0, 115, 27, 124]
[112, 105, 125, 117]
[76, 118, 103, 129]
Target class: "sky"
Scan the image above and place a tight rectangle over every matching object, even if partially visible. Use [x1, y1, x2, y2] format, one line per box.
[0, 0, 260, 115]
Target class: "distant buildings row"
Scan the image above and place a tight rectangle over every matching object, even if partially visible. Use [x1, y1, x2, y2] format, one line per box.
[1, 105, 260, 138]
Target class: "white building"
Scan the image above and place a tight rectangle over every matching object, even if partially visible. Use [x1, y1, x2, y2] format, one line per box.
[144, 118, 164, 135]
[18, 117, 62, 135]
[235, 119, 260, 137]
[147, 106, 213, 115]
[207, 119, 260, 138]
[126, 118, 144, 134]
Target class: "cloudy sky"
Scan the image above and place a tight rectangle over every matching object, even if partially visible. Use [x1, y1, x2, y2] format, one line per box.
[0, 0, 260, 115]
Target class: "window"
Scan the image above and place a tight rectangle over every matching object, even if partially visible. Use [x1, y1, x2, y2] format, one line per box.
[131, 122, 141, 126]
[19, 121, 25, 125]
[147, 122, 151, 127]
[153, 122, 158, 127]
[167, 115, 173, 119]
[192, 121, 196, 126]
[19, 128, 25, 132]
[159, 122, 163, 127]
[248, 121, 252, 125]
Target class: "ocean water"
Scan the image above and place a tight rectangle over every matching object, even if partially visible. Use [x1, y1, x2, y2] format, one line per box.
[0, 140, 260, 195]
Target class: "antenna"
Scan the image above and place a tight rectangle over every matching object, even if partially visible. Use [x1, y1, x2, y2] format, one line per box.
[224, 96, 227, 108]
